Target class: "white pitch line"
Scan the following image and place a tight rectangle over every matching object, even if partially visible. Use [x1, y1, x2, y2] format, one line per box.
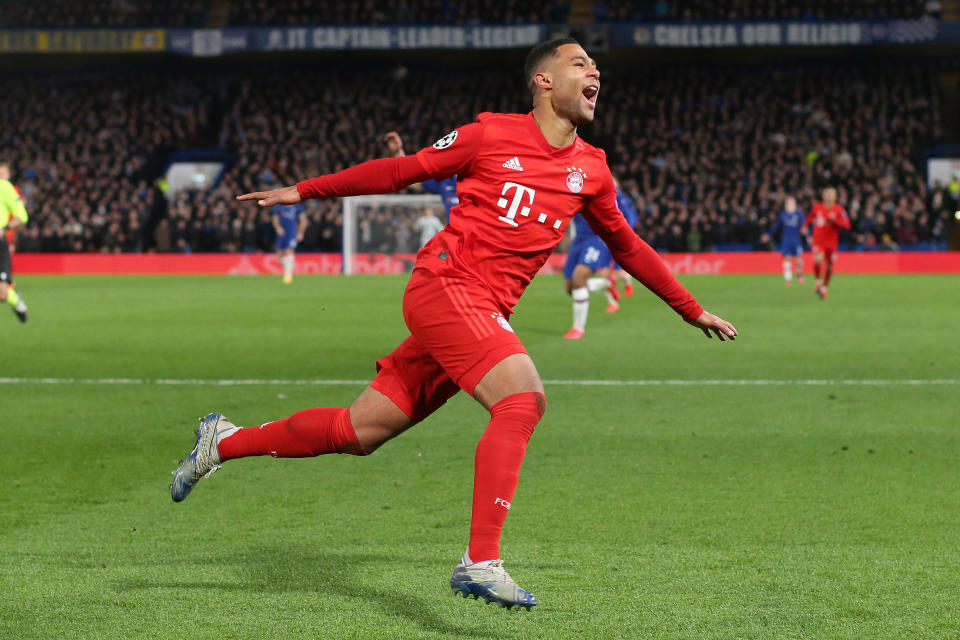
[546, 379, 959, 386]
[0, 378, 955, 386]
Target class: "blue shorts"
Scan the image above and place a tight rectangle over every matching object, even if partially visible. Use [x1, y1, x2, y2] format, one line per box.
[277, 233, 298, 251]
[563, 237, 613, 279]
[780, 239, 802, 257]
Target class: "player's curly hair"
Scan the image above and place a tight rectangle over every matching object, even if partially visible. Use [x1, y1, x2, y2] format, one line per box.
[524, 37, 581, 94]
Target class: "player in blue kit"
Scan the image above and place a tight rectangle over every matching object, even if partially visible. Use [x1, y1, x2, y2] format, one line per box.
[764, 196, 806, 286]
[609, 182, 640, 297]
[272, 202, 307, 283]
[562, 212, 620, 340]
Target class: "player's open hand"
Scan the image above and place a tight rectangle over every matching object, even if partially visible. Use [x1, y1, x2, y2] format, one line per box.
[237, 185, 301, 207]
[687, 310, 738, 341]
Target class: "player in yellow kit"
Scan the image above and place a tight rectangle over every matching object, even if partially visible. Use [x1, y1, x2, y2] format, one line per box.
[0, 162, 29, 323]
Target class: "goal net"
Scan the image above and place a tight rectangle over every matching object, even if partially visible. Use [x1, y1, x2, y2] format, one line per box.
[341, 194, 444, 275]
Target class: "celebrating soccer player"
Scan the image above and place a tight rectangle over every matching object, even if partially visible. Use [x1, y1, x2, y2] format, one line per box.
[171, 39, 738, 609]
[803, 187, 850, 299]
[765, 196, 806, 286]
[0, 162, 29, 323]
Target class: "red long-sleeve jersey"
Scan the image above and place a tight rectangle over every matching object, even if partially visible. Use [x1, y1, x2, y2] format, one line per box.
[299, 111, 702, 321]
[803, 202, 850, 250]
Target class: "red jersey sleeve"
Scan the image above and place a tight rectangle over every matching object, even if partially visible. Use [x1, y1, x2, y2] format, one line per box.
[413, 122, 486, 179]
[296, 122, 486, 200]
[584, 170, 703, 322]
[296, 155, 431, 200]
[833, 207, 851, 230]
[803, 208, 816, 229]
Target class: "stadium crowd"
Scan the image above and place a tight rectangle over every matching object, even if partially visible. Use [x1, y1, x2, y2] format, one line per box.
[0, 72, 215, 252]
[600, 0, 939, 21]
[1, 59, 955, 254]
[0, 0, 937, 28]
[593, 62, 951, 252]
[0, 0, 207, 28]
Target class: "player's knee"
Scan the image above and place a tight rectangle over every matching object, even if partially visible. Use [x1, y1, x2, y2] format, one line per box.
[534, 392, 546, 418]
[489, 391, 547, 441]
[349, 410, 417, 454]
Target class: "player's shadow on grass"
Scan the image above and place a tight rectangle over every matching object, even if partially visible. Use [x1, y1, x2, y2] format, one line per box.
[118, 545, 511, 638]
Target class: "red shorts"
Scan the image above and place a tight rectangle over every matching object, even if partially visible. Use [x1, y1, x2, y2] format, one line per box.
[812, 244, 837, 263]
[370, 269, 527, 422]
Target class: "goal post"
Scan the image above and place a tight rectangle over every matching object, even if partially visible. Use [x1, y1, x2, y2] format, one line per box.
[341, 194, 444, 275]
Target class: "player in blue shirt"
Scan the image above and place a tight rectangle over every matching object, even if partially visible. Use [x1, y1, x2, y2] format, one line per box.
[272, 202, 306, 283]
[562, 211, 623, 340]
[609, 182, 640, 298]
[562, 181, 640, 339]
[765, 196, 806, 286]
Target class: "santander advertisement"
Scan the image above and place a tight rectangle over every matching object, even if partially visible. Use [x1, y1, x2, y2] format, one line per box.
[11, 252, 960, 275]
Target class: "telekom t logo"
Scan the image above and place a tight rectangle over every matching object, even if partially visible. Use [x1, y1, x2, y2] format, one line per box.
[496, 182, 564, 230]
[496, 181, 534, 227]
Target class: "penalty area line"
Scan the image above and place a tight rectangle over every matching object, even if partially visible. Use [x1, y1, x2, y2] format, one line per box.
[0, 378, 956, 386]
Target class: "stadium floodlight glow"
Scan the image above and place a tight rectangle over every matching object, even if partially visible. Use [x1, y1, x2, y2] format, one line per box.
[955, 210, 960, 221]
[341, 194, 443, 275]
[165, 161, 224, 196]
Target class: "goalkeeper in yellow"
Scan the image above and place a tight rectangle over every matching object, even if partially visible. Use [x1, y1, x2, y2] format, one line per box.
[0, 162, 28, 322]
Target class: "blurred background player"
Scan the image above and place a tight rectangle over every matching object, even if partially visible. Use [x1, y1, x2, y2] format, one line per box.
[804, 187, 850, 299]
[0, 162, 29, 323]
[413, 207, 444, 248]
[764, 196, 806, 286]
[385, 131, 458, 220]
[272, 200, 306, 283]
[563, 212, 621, 340]
[609, 177, 640, 297]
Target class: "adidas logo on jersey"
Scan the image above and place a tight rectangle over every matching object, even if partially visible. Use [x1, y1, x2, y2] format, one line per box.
[502, 157, 523, 171]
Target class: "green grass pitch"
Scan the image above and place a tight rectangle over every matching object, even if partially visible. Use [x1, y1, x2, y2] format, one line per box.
[1, 272, 958, 639]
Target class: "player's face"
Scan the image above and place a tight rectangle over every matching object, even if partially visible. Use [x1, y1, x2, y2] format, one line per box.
[0, 166, 8, 181]
[785, 197, 796, 210]
[550, 44, 600, 126]
[823, 188, 836, 206]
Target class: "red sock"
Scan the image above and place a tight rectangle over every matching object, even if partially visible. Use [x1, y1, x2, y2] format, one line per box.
[813, 262, 822, 280]
[468, 392, 546, 562]
[217, 407, 367, 460]
[823, 265, 832, 286]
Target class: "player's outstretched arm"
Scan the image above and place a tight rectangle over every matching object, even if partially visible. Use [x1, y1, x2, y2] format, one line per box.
[237, 185, 301, 207]
[686, 311, 738, 341]
[239, 123, 482, 207]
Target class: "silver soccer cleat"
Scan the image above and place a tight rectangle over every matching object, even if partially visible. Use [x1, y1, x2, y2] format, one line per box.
[170, 412, 238, 502]
[450, 551, 538, 610]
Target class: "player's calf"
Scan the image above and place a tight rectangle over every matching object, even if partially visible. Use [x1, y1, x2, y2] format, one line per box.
[217, 407, 369, 460]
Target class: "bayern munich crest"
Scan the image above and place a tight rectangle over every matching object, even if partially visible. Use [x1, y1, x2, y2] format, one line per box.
[492, 313, 515, 333]
[566, 170, 584, 193]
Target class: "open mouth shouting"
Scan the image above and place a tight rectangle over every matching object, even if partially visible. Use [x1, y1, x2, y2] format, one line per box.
[582, 84, 599, 109]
